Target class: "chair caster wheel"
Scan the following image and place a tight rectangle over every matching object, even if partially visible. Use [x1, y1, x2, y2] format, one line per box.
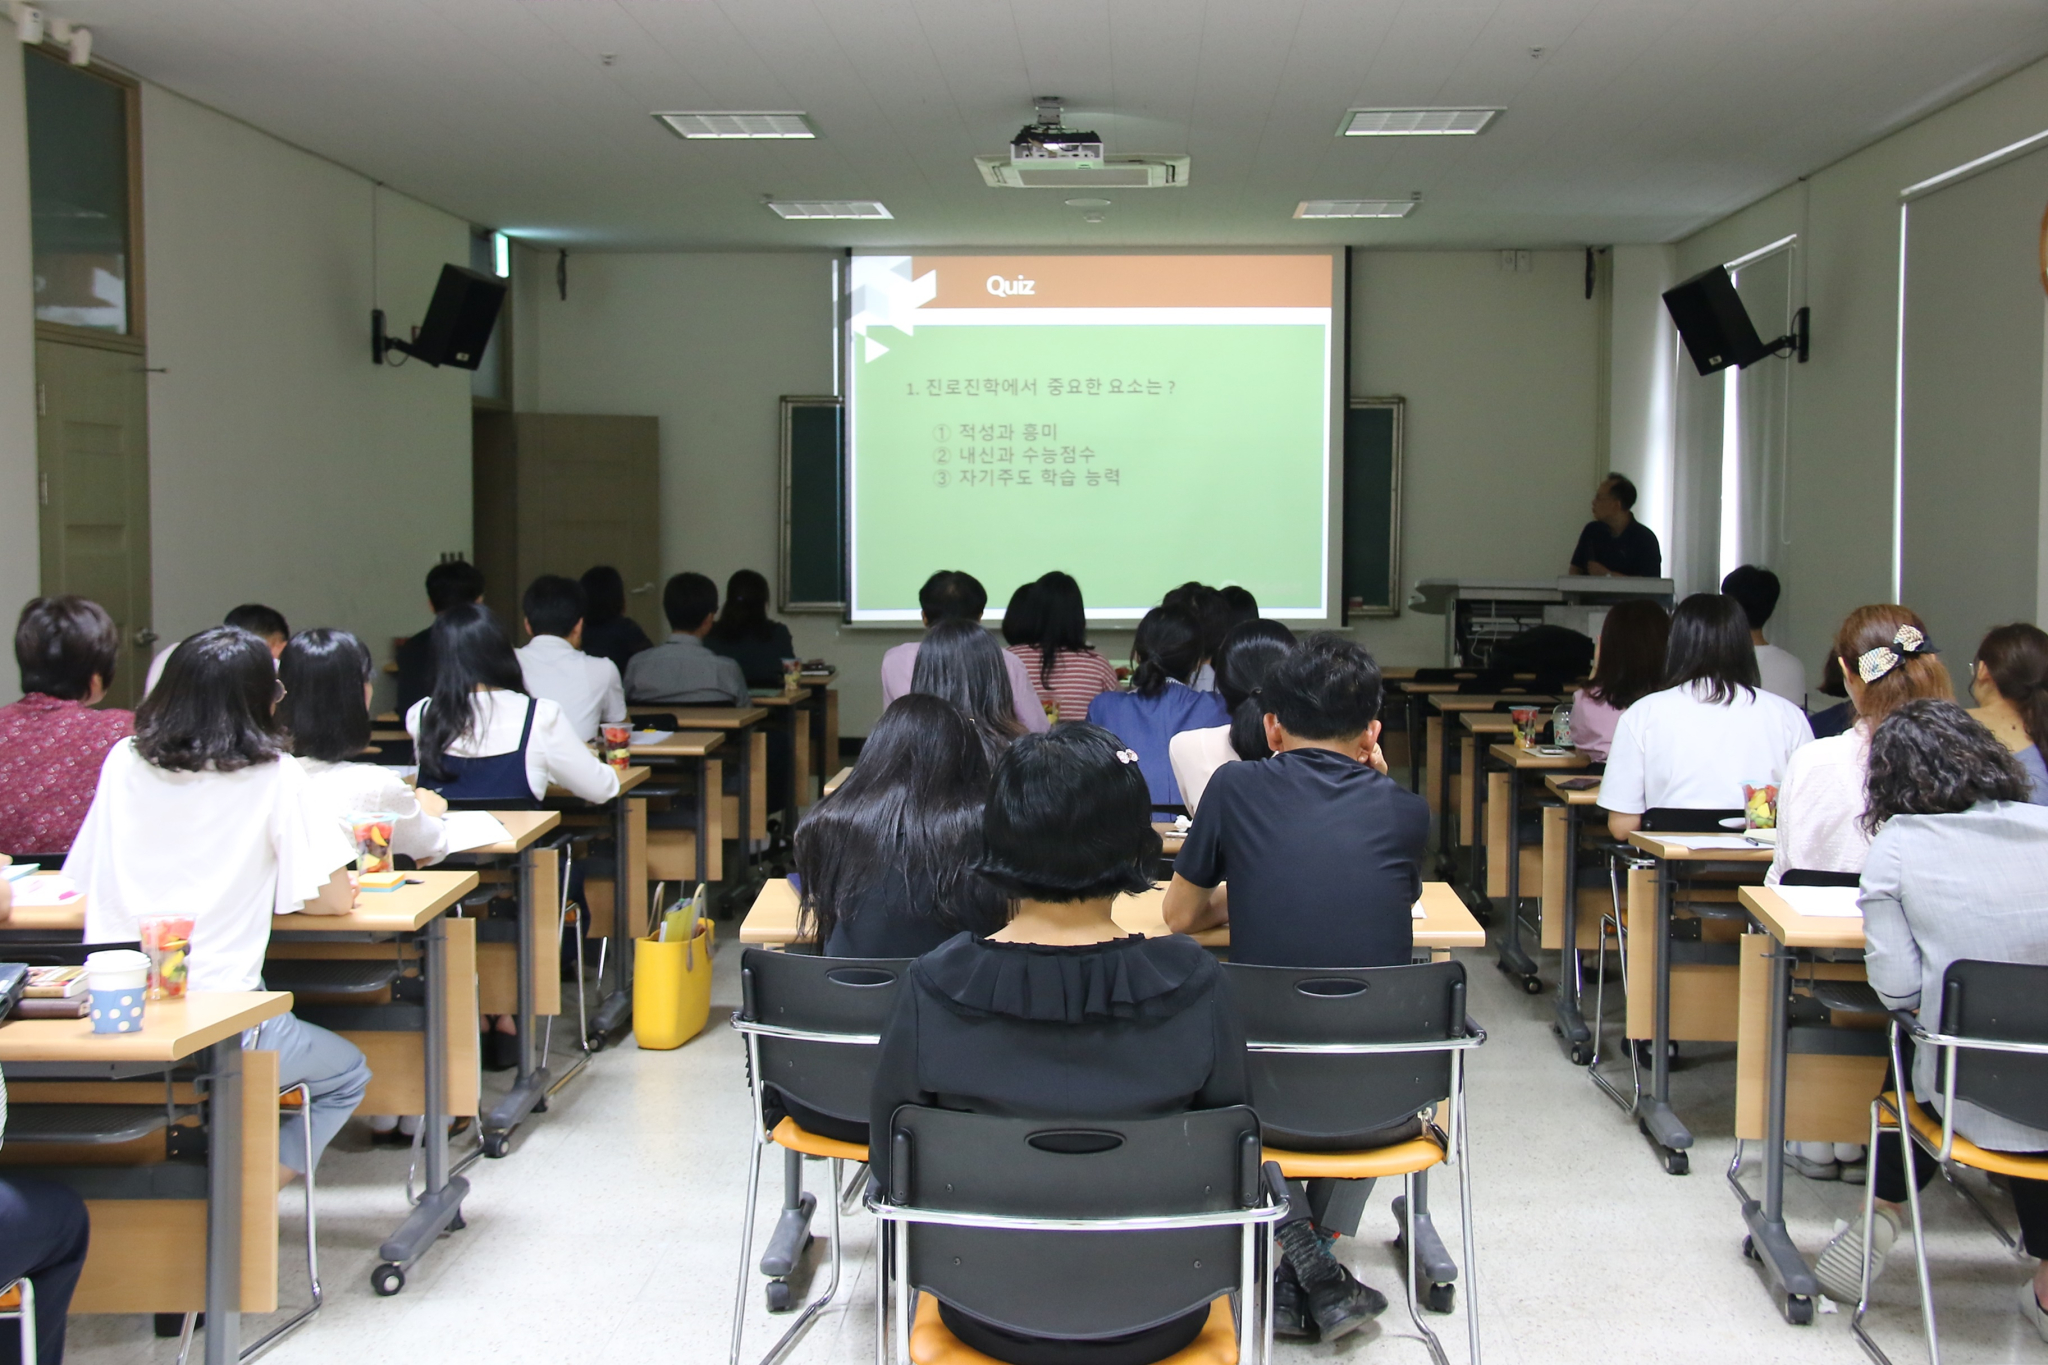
[372, 1263, 406, 1296]
[1569, 1041, 1594, 1066]
[1522, 976, 1543, 995]
[1785, 1295, 1814, 1325]
[765, 1279, 793, 1312]
[483, 1132, 510, 1158]
[449, 1209, 467, 1231]
[1663, 1149, 1690, 1176]
[1424, 1282, 1455, 1314]
[533, 1096, 548, 1113]
[1741, 1235, 1759, 1262]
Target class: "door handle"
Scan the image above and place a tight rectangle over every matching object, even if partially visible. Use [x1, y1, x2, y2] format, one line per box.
[133, 629, 159, 647]
[629, 582, 655, 595]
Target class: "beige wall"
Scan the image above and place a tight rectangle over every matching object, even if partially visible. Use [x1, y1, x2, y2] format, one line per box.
[0, 52, 38, 702]
[139, 85, 473, 707]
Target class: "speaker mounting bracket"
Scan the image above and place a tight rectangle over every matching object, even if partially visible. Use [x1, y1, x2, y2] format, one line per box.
[1753, 306, 1809, 366]
[371, 308, 422, 366]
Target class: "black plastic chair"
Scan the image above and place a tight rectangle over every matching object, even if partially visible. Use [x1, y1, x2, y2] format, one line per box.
[729, 948, 909, 1365]
[871, 1105, 1287, 1365]
[1223, 959, 1484, 1365]
[1854, 960, 2048, 1364]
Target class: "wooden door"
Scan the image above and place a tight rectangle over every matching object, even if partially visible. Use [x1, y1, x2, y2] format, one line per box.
[473, 413, 661, 638]
[35, 335, 153, 707]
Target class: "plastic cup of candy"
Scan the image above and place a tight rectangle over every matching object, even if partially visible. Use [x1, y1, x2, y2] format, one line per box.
[1743, 782, 1779, 830]
[353, 813, 398, 874]
[138, 914, 196, 1000]
[601, 722, 633, 771]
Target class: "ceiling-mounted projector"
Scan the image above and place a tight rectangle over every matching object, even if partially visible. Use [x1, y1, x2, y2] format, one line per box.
[981, 96, 1189, 189]
[1011, 98, 1103, 168]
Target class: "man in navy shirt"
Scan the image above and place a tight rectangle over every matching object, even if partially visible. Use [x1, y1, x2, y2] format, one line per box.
[1569, 472, 1662, 578]
[1164, 633, 1429, 1340]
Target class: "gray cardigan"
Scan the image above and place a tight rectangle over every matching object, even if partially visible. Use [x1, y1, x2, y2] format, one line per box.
[1860, 801, 2048, 1153]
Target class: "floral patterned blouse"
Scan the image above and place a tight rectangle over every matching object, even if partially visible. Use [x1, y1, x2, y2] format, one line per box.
[0, 694, 134, 854]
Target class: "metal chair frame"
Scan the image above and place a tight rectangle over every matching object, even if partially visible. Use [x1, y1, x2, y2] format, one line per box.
[1851, 1013, 2048, 1365]
[0, 1277, 35, 1365]
[1588, 845, 1655, 1113]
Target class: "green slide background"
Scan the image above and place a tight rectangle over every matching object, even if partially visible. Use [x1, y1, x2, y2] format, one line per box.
[851, 321, 1330, 616]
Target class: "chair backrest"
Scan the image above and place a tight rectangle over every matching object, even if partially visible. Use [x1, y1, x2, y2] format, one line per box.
[1642, 806, 1743, 833]
[1780, 869, 1861, 888]
[887, 1104, 1261, 1341]
[0, 939, 139, 967]
[738, 947, 908, 1129]
[1938, 959, 2048, 1132]
[1223, 958, 1466, 1147]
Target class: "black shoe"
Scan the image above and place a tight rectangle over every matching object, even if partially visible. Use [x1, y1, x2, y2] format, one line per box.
[1277, 1222, 1386, 1342]
[155, 1313, 197, 1338]
[369, 1124, 414, 1147]
[483, 1029, 519, 1072]
[1272, 1262, 1317, 1340]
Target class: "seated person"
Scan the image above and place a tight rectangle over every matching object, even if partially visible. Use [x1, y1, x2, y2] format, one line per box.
[1165, 633, 1430, 1338]
[1722, 565, 1805, 704]
[578, 565, 654, 677]
[910, 620, 1024, 761]
[1807, 653, 1856, 740]
[0, 1059, 92, 1365]
[1810, 699, 2048, 1342]
[0, 596, 133, 855]
[1218, 584, 1259, 634]
[1968, 623, 2048, 804]
[396, 561, 485, 714]
[1006, 571, 1121, 725]
[1568, 472, 1661, 578]
[514, 574, 627, 742]
[1602, 593, 1813, 841]
[879, 570, 1049, 734]
[1086, 605, 1229, 813]
[623, 573, 748, 708]
[1168, 619, 1296, 813]
[1163, 582, 1228, 691]
[999, 580, 1037, 646]
[1568, 598, 1669, 763]
[868, 723, 1248, 1365]
[142, 602, 291, 699]
[279, 628, 450, 866]
[705, 569, 798, 688]
[795, 693, 1007, 959]
[67, 627, 371, 1181]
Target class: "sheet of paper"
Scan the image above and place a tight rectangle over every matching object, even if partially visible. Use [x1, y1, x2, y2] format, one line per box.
[12, 873, 80, 906]
[1775, 885, 1863, 918]
[630, 730, 675, 745]
[441, 811, 514, 855]
[1412, 900, 1425, 920]
[2, 861, 42, 881]
[1657, 835, 1769, 850]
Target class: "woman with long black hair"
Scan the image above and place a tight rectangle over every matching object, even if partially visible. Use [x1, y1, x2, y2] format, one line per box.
[577, 565, 654, 677]
[794, 693, 1006, 958]
[1168, 619, 1297, 813]
[705, 568, 798, 688]
[1006, 570, 1119, 724]
[1086, 604, 1228, 812]
[911, 619, 1025, 760]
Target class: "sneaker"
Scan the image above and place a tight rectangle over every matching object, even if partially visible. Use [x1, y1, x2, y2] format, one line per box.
[2020, 1281, 2048, 1345]
[1786, 1141, 1839, 1181]
[1839, 1159, 1868, 1187]
[1814, 1207, 1900, 1305]
[1272, 1263, 1316, 1340]
[1834, 1143, 1867, 1164]
[1276, 1221, 1386, 1343]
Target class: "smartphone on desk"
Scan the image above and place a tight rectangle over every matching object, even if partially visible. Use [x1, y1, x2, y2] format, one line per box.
[1555, 776, 1601, 790]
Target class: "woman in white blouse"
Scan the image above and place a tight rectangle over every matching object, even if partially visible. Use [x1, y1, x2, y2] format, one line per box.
[68, 626, 370, 1179]
[1603, 592, 1813, 840]
[280, 628, 449, 865]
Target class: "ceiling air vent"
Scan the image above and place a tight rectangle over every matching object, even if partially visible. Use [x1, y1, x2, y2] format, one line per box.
[767, 200, 892, 220]
[657, 112, 815, 139]
[976, 155, 1190, 189]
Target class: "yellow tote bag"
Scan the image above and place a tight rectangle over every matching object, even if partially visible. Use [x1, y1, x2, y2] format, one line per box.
[633, 916, 714, 1050]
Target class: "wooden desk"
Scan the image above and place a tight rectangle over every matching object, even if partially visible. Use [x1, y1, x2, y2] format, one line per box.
[738, 879, 1485, 956]
[629, 732, 722, 887]
[637, 709, 766, 856]
[1539, 774, 1604, 1058]
[1456, 714, 1517, 860]
[1622, 831, 1774, 1175]
[445, 810, 565, 1154]
[823, 766, 852, 797]
[545, 762, 653, 1045]
[1731, 885, 1883, 1323]
[1426, 693, 1555, 842]
[0, 992, 290, 1362]
[751, 687, 818, 824]
[1483, 742, 1589, 995]
[1153, 820, 1186, 856]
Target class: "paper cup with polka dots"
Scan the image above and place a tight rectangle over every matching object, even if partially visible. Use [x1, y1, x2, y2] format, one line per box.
[86, 948, 152, 1034]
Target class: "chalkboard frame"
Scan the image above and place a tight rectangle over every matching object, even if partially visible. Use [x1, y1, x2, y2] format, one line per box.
[1342, 396, 1404, 621]
[779, 395, 846, 612]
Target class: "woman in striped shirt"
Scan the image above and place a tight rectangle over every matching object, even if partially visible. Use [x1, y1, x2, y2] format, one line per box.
[1006, 571, 1121, 725]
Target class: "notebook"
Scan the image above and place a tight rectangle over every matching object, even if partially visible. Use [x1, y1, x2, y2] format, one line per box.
[441, 811, 515, 855]
[1775, 885, 1863, 918]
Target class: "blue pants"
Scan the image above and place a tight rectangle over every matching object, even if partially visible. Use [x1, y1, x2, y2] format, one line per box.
[0, 1175, 89, 1365]
[250, 1012, 371, 1171]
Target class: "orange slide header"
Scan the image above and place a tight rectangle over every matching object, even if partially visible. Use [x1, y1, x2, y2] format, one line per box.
[911, 254, 1334, 310]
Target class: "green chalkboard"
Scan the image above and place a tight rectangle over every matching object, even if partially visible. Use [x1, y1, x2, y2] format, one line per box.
[780, 396, 844, 610]
[1342, 398, 1403, 619]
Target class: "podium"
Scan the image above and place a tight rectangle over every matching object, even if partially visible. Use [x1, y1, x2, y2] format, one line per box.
[1409, 577, 1674, 667]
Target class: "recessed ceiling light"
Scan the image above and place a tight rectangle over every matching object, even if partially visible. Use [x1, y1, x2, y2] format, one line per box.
[767, 200, 892, 220]
[1294, 199, 1416, 219]
[1339, 108, 1499, 137]
[656, 112, 815, 139]
[1064, 197, 1112, 208]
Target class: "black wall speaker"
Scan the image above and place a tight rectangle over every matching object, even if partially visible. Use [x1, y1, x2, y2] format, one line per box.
[372, 264, 507, 370]
[1663, 265, 1769, 376]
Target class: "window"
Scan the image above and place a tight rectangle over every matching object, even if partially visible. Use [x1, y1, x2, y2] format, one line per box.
[25, 48, 137, 335]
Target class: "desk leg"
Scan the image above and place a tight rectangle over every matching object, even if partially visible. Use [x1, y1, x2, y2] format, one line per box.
[1737, 932, 1820, 1319]
[736, 724, 755, 871]
[694, 755, 711, 888]
[588, 790, 637, 1042]
[784, 705, 804, 833]
[1405, 693, 1422, 794]
[484, 844, 551, 1154]
[1554, 802, 1591, 1059]
[1497, 764, 1538, 987]
[376, 915, 470, 1289]
[203, 1038, 243, 1365]
[1639, 864, 1694, 1173]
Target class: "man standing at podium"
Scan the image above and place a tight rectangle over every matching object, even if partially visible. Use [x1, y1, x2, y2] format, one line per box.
[1568, 473, 1662, 578]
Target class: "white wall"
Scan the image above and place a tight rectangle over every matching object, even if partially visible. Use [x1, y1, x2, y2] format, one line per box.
[1671, 52, 2048, 686]
[1605, 245, 1677, 550]
[140, 85, 473, 704]
[0, 51, 39, 703]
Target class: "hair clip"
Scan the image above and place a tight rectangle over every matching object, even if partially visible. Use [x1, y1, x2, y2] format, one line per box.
[1857, 626, 1938, 684]
[1115, 748, 1140, 765]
